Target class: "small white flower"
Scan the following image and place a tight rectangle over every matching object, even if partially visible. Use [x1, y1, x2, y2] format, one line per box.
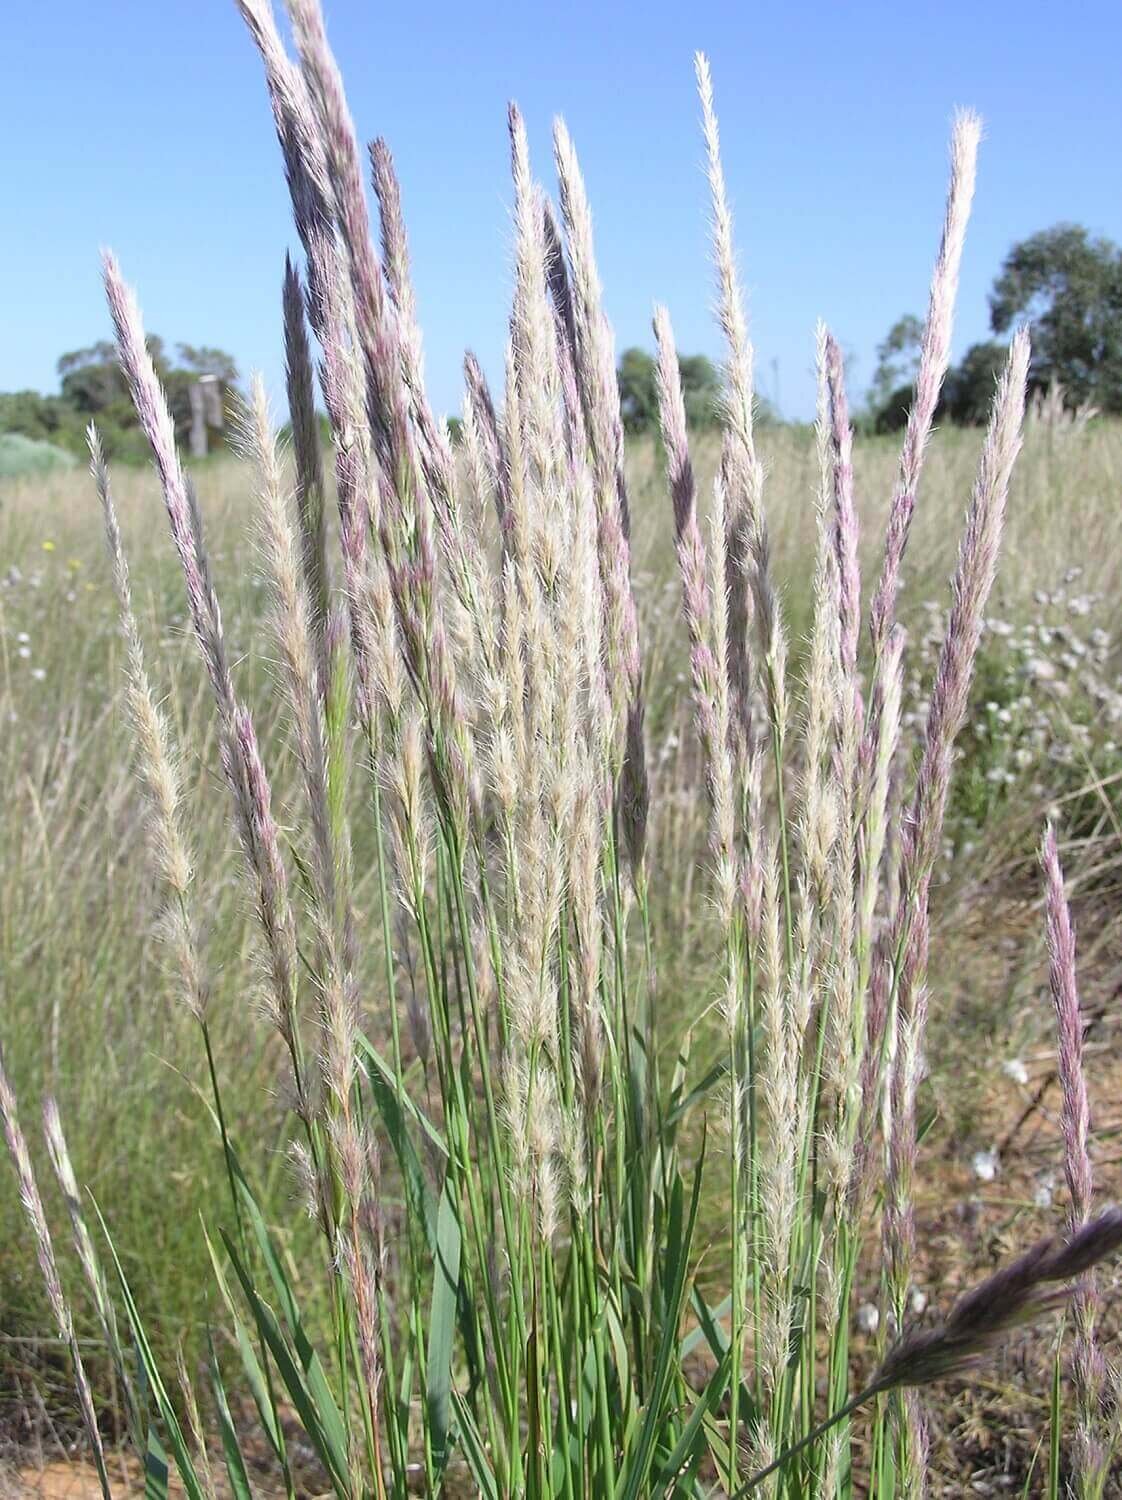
[1033, 1173, 1056, 1209]
[909, 1287, 928, 1316]
[972, 1149, 999, 1182]
[16, 631, 29, 644]
[856, 1302, 880, 1335]
[17, 645, 31, 660]
[1002, 1058, 1029, 1086]
[30, 667, 46, 682]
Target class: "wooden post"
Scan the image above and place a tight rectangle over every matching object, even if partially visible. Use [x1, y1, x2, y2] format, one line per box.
[188, 381, 207, 458]
[188, 376, 224, 458]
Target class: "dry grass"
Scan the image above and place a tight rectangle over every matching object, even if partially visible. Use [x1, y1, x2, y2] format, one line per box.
[2, 419, 1121, 1490]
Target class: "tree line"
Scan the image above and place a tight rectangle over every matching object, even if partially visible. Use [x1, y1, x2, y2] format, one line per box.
[0, 339, 240, 464]
[867, 224, 1122, 430]
[2, 222, 1118, 468]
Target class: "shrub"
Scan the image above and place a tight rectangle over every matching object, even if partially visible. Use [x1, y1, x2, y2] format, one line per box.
[0, 432, 77, 479]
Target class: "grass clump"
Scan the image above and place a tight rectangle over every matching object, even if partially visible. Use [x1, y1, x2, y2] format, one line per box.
[2, 3, 1121, 1496]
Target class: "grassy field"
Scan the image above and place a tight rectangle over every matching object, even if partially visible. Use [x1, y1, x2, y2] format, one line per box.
[1, 415, 1121, 1489]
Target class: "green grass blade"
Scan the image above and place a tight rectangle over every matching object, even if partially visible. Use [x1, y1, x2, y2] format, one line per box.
[654, 1344, 733, 1489]
[226, 1156, 300, 1331]
[359, 1040, 440, 1247]
[426, 1174, 462, 1475]
[355, 1033, 449, 1162]
[664, 1058, 728, 1131]
[451, 1389, 499, 1500]
[220, 1229, 351, 1497]
[144, 1428, 169, 1500]
[223, 1174, 351, 1480]
[1048, 1346, 1062, 1500]
[202, 1223, 285, 1463]
[684, 1286, 761, 1462]
[616, 1141, 706, 1500]
[208, 1333, 254, 1500]
[92, 1204, 208, 1500]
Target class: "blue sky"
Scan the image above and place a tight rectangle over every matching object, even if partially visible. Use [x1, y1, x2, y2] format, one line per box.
[4, 0, 1120, 420]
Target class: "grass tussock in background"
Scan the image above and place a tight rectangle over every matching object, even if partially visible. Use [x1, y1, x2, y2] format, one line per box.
[2, 3, 1122, 1496]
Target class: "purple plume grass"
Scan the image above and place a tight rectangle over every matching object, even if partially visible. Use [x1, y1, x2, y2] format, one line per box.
[744, 1211, 1122, 1495]
[823, 331, 861, 697]
[1041, 824, 1093, 1230]
[80, 26, 1094, 1493]
[848, 932, 892, 1218]
[881, 330, 1029, 1454]
[656, 306, 740, 923]
[235, 0, 355, 439]
[463, 351, 507, 534]
[369, 136, 416, 342]
[102, 253, 235, 727]
[283, 255, 330, 652]
[235, 0, 333, 255]
[553, 117, 648, 871]
[553, 118, 631, 541]
[895, 328, 1029, 921]
[226, 706, 305, 1093]
[285, 0, 440, 708]
[541, 194, 579, 372]
[103, 253, 308, 1108]
[1041, 822, 1107, 1489]
[695, 53, 776, 756]
[284, 3, 472, 832]
[0, 1052, 110, 1500]
[91, 427, 208, 1025]
[656, 308, 714, 687]
[369, 134, 459, 521]
[868, 111, 981, 657]
[878, 1210, 1122, 1393]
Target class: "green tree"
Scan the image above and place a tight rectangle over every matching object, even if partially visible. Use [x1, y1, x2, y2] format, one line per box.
[0, 339, 242, 462]
[175, 344, 239, 384]
[870, 314, 923, 411]
[57, 341, 133, 414]
[677, 353, 723, 429]
[618, 347, 756, 434]
[618, 347, 660, 434]
[0, 391, 86, 450]
[941, 340, 1008, 425]
[989, 224, 1122, 412]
